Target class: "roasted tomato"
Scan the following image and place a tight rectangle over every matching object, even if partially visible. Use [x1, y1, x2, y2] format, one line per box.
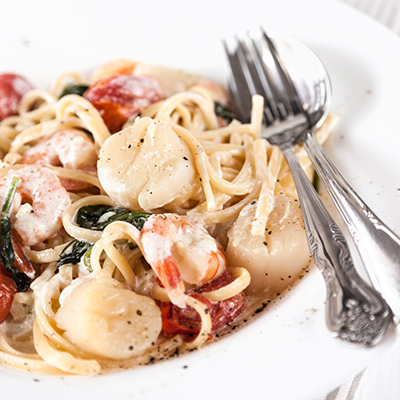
[0, 264, 17, 324]
[0, 73, 34, 121]
[84, 74, 163, 133]
[160, 272, 246, 340]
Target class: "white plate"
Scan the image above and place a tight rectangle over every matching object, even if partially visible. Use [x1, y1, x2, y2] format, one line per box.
[1, 0, 399, 399]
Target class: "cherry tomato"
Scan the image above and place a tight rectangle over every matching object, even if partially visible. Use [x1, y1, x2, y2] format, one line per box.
[84, 74, 163, 133]
[195, 272, 247, 331]
[160, 300, 200, 338]
[160, 272, 246, 340]
[0, 73, 34, 121]
[0, 264, 17, 324]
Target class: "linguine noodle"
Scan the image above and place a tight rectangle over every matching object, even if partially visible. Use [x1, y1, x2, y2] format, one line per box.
[0, 60, 337, 375]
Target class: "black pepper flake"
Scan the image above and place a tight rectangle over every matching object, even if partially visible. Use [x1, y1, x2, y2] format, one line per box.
[129, 346, 134, 351]
[263, 241, 268, 246]
[268, 231, 272, 235]
[183, 156, 188, 161]
[172, 347, 180, 357]
[254, 302, 268, 314]
[128, 144, 132, 148]
[140, 138, 144, 143]
[136, 310, 142, 316]
[251, 200, 256, 205]
[148, 357, 155, 364]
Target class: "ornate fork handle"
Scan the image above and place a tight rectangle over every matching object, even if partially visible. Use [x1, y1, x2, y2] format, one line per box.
[304, 132, 400, 324]
[281, 142, 392, 345]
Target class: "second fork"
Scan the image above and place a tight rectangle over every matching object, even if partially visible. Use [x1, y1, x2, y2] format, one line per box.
[224, 30, 393, 346]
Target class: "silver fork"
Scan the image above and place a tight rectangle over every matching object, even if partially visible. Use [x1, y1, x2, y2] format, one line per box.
[223, 30, 392, 346]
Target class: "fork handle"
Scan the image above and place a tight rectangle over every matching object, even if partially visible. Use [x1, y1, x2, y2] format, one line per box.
[281, 142, 392, 345]
[303, 131, 400, 323]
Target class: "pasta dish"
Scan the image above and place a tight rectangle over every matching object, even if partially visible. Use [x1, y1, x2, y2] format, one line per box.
[0, 60, 335, 375]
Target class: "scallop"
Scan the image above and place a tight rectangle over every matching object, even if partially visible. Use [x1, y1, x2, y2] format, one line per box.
[97, 117, 200, 211]
[55, 273, 162, 360]
[226, 196, 310, 294]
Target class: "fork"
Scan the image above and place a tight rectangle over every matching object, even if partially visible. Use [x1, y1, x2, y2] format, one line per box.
[223, 30, 393, 345]
[254, 30, 400, 328]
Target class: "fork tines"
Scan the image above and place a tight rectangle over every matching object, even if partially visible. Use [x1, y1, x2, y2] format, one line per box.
[223, 29, 305, 127]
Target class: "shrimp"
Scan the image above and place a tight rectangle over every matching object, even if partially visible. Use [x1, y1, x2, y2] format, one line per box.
[0, 166, 71, 246]
[140, 213, 226, 308]
[20, 129, 98, 191]
[21, 129, 97, 169]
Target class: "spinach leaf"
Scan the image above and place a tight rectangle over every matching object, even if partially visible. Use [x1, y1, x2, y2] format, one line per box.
[82, 245, 93, 272]
[0, 177, 31, 292]
[12, 272, 31, 292]
[57, 240, 91, 268]
[0, 177, 20, 272]
[214, 102, 237, 123]
[76, 204, 112, 229]
[76, 204, 151, 231]
[57, 205, 151, 269]
[60, 84, 90, 98]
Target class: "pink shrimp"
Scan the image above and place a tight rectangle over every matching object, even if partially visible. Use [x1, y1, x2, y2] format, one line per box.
[20, 129, 98, 191]
[140, 213, 226, 308]
[0, 166, 71, 246]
